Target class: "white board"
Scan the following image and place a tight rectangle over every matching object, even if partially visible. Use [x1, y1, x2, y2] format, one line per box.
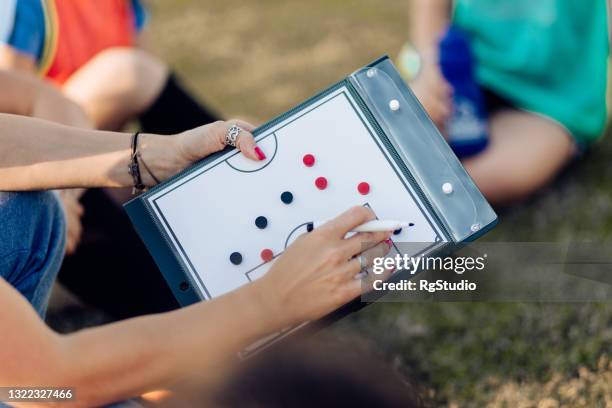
[147, 87, 445, 299]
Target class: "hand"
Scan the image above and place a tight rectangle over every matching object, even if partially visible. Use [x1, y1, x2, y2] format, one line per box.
[59, 189, 85, 255]
[141, 120, 264, 185]
[410, 53, 452, 131]
[175, 119, 264, 164]
[252, 206, 394, 328]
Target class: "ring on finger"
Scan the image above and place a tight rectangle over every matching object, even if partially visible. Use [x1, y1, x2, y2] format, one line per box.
[357, 254, 367, 270]
[225, 124, 242, 147]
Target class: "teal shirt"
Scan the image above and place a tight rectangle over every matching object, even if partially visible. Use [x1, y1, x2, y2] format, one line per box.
[453, 0, 609, 146]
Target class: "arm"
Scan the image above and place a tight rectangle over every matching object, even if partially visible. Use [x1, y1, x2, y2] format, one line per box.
[409, 0, 452, 51]
[0, 70, 90, 128]
[0, 115, 259, 190]
[0, 70, 92, 253]
[2, 207, 392, 407]
[405, 0, 453, 127]
[61, 47, 168, 131]
[0, 272, 289, 407]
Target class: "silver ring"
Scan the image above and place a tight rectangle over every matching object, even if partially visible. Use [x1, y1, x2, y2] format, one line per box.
[358, 254, 367, 270]
[225, 125, 242, 147]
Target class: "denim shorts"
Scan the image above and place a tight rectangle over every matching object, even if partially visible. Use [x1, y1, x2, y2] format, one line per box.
[0, 191, 65, 317]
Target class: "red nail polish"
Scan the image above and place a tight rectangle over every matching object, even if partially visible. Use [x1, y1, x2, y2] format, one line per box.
[384, 239, 392, 248]
[254, 146, 266, 160]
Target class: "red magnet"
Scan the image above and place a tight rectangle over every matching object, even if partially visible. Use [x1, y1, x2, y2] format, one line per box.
[303, 154, 315, 167]
[315, 177, 328, 190]
[357, 182, 370, 195]
[261, 249, 274, 263]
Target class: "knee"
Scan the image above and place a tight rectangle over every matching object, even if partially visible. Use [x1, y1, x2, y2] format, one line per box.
[100, 47, 168, 96]
[467, 162, 561, 204]
[82, 47, 167, 109]
[63, 47, 169, 129]
[0, 192, 66, 306]
[1, 191, 65, 246]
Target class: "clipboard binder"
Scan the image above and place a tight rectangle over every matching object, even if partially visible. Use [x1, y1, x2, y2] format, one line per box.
[124, 56, 497, 309]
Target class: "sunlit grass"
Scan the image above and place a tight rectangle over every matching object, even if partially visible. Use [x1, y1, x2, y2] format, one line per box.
[146, 2, 612, 406]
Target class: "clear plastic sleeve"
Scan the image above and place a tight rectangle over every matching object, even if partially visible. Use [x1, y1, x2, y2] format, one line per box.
[350, 58, 496, 242]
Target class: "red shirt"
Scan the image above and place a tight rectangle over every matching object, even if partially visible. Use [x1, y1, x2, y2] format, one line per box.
[43, 0, 139, 85]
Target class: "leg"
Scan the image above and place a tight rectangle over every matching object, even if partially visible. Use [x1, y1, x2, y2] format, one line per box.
[0, 191, 66, 317]
[63, 46, 219, 203]
[62, 47, 220, 133]
[62, 47, 169, 131]
[463, 109, 576, 205]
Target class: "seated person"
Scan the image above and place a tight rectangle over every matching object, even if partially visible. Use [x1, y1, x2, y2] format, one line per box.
[0, 68, 181, 319]
[0, 112, 394, 407]
[404, 0, 608, 204]
[0, 0, 225, 318]
[0, 0, 216, 133]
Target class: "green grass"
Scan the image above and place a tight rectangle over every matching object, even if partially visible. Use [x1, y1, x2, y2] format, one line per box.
[146, 1, 612, 405]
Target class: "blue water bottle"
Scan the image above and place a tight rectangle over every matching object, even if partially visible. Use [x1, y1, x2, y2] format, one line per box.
[438, 26, 488, 158]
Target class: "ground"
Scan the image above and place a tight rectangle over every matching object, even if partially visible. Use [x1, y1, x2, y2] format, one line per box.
[50, 1, 612, 406]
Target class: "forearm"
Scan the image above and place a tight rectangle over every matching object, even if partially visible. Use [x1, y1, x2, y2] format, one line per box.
[409, 0, 452, 49]
[0, 114, 180, 190]
[56, 282, 278, 407]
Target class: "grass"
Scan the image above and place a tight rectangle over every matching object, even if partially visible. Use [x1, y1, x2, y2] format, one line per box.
[142, 1, 612, 406]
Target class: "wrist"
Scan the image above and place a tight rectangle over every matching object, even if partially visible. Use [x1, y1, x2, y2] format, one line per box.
[247, 278, 292, 332]
[138, 134, 185, 185]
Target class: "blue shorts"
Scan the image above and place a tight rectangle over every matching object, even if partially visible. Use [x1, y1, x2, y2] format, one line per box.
[0, 191, 65, 317]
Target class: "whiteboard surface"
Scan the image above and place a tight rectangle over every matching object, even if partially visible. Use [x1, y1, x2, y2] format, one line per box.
[148, 87, 444, 299]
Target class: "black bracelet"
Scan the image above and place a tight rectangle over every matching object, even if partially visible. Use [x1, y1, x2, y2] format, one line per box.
[128, 132, 145, 194]
[137, 151, 161, 185]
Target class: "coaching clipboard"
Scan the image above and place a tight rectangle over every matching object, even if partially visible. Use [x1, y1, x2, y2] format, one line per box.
[125, 56, 497, 310]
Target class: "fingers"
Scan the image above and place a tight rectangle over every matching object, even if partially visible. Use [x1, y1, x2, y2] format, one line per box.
[319, 206, 376, 238]
[64, 208, 83, 255]
[225, 119, 265, 161]
[235, 131, 264, 161]
[341, 239, 392, 278]
[74, 201, 84, 217]
[359, 262, 395, 293]
[231, 118, 257, 132]
[411, 67, 452, 127]
[176, 118, 265, 167]
[340, 230, 391, 258]
[65, 224, 81, 255]
[343, 254, 396, 299]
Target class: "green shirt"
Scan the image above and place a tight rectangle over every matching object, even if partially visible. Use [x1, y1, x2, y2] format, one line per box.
[454, 0, 609, 146]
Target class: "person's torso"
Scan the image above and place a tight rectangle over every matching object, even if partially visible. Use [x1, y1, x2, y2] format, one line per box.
[1, 0, 145, 85]
[453, 0, 609, 143]
[44, 0, 139, 84]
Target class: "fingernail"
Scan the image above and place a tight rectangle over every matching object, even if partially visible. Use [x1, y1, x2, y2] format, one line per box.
[254, 146, 266, 161]
[384, 239, 392, 248]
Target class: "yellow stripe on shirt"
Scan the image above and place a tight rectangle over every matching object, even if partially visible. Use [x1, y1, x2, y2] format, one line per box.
[38, 0, 58, 77]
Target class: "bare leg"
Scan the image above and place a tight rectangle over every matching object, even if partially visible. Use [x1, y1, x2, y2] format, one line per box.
[62, 47, 169, 203]
[62, 47, 168, 131]
[463, 109, 575, 205]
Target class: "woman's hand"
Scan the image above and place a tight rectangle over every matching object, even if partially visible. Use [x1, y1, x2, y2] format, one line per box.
[175, 119, 264, 163]
[251, 206, 394, 328]
[139, 119, 264, 185]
